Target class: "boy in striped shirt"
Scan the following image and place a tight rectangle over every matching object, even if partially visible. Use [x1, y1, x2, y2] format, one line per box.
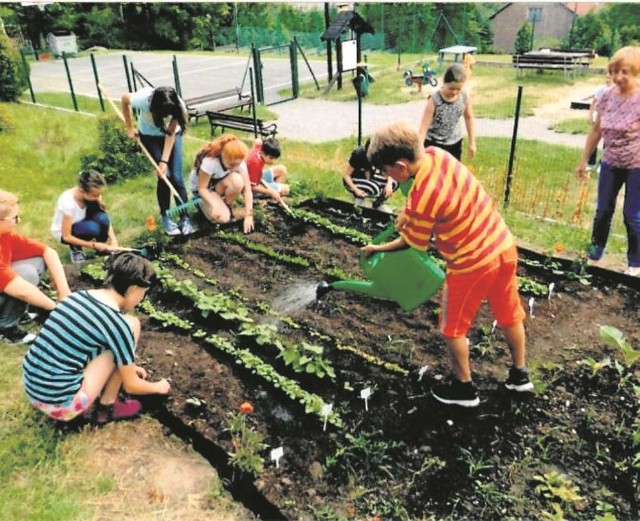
[363, 121, 533, 407]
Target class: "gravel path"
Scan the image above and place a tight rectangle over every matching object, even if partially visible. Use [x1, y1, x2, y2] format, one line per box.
[269, 98, 586, 148]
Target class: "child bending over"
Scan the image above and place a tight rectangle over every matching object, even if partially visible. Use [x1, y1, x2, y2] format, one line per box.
[23, 252, 171, 424]
[245, 138, 290, 204]
[189, 135, 254, 234]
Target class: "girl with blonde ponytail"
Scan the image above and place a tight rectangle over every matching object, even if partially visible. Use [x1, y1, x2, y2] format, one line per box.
[188, 134, 254, 234]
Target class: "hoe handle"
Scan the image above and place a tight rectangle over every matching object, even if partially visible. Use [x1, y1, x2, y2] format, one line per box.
[97, 83, 184, 205]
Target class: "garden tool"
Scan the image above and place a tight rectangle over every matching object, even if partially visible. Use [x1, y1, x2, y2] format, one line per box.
[97, 83, 201, 220]
[316, 221, 445, 312]
[113, 246, 149, 257]
[260, 179, 294, 216]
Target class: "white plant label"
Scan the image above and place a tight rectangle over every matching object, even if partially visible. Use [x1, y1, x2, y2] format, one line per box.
[491, 319, 497, 335]
[270, 446, 284, 468]
[528, 297, 535, 318]
[360, 387, 372, 411]
[418, 365, 428, 382]
[321, 403, 333, 432]
[548, 282, 555, 300]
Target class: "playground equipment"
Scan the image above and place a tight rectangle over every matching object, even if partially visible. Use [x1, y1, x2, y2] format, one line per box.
[403, 63, 438, 92]
[316, 222, 445, 312]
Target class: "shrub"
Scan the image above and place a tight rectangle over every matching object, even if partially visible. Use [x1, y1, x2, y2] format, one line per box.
[0, 34, 28, 102]
[0, 105, 16, 132]
[514, 22, 533, 54]
[80, 114, 149, 184]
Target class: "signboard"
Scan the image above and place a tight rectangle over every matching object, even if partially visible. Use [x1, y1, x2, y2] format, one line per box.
[341, 39, 358, 72]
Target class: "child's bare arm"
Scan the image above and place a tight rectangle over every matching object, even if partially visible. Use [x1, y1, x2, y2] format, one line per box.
[119, 364, 171, 395]
[343, 165, 366, 198]
[463, 92, 477, 158]
[361, 236, 407, 255]
[418, 97, 436, 140]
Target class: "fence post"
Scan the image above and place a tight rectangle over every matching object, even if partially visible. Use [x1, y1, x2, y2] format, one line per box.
[249, 67, 258, 138]
[172, 55, 183, 98]
[62, 52, 78, 112]
[123, 55, 132, 93]
[19, 49, 36, 103]
[251, 45, 263, 104]
[130, 62, 138, 92]
[289, 41, 299, 99]
[90, 53, 105, 112]
[504, 85, 523, 208]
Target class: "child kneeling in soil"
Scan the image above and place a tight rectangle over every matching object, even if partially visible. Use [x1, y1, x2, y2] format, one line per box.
[343, 139, 398, 213]
[362, 121, 533, 407]
[23, 252, 171, 424]
[245, 138, 290, 204]
[189, 135, 254, 234]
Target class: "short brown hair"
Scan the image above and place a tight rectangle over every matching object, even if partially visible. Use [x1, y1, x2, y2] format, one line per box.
[0, 190, 18, 220]
[104, 252, 157, 296]
[366, 121, 422, 170]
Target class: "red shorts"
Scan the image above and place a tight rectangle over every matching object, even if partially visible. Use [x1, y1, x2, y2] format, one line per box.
[439, 245, 525, 338]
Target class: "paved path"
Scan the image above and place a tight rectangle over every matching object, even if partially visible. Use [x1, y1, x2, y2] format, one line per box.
[268, 98, 586, 148]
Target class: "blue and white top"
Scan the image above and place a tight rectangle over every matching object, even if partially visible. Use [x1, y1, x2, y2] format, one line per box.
[23, 291, 136, 405]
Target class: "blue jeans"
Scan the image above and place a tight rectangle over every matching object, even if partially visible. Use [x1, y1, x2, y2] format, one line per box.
[69, 210, 110, 244]
[592, 162, 640, 267]
[0, 257, 45, 330]
[140, 133, 188, 216]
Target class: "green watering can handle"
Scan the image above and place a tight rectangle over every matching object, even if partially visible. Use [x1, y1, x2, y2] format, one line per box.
[359, 221, 397, 274]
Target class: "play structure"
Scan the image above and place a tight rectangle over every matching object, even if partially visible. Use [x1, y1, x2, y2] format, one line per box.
[403, 62, 438, 92]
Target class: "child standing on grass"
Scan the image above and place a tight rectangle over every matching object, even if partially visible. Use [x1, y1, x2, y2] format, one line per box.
[23, 252, 171, 425]
[418, 63, 476, 161]
[121, 86, 196, 236]
[343, 139, 398, 213]
[362, 121, 533, 407]
[245, 138, 290, 204]
[51, 169, 120, 264]
[189, 135, 254, 234]
[0, 190, 70, 345]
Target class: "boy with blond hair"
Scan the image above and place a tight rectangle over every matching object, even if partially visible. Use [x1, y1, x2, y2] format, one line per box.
[0, 190, 70, 343]
[362, 122, 533, 407]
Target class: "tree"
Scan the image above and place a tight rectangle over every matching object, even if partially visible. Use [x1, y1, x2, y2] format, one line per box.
[0, 33, 27, 102]
[514, 22, 532, 54]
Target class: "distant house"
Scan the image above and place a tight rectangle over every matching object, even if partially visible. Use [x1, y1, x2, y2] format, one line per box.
[489, 3, 602, 53]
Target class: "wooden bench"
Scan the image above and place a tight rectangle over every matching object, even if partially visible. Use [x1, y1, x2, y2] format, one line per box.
[512, 53, 590, 79]
[206, 111, 277, 139]
[185, 88, 252, 124]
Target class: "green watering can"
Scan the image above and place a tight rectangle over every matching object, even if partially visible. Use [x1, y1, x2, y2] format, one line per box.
[316, 222, 445, 312]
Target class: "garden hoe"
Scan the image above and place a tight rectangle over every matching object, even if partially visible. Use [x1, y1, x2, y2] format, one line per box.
[97, 83, 201, 220]
[316, 221, 445, 312]
[260, 179, 294, 216]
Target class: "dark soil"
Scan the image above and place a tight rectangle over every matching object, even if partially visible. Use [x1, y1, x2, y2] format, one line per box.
[79, 199, 639, 521]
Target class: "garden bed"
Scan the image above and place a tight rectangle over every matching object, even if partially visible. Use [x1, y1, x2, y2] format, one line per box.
[81, 199, 639, 521]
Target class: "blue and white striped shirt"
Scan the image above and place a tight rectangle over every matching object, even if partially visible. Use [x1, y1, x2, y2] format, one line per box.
[23, 291, 135, 405]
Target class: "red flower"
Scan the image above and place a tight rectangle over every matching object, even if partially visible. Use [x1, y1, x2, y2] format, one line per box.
[146, 216, 157, 232]
[554, 243, 565, 254]
[239, 401, 254, 414]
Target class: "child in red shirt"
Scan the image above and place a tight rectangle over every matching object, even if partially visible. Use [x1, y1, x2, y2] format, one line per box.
[0, 190, 70, 344]
[362, 122, 533, 407]
[245, 138, 290, 204]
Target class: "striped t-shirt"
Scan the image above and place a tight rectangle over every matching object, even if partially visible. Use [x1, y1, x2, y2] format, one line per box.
[23, 291, 136, 406]
[401, 147, 513, 274]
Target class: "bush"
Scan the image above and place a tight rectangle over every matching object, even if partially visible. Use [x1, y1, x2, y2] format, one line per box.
[0, 34, 28, 102]
[514, 22, 533, 54]
[0, 105, 16, 132]
[80, 114, 150, 184]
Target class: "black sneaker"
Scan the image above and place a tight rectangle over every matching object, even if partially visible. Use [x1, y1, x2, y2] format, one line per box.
[431, 379, 480, 407]
[504, 366, 534, 392]
[0, 326, 36, 344]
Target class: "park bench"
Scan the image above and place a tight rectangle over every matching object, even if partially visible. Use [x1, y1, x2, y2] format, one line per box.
[185, 88, 252, 124]
[512, 52, 591, 79]
[206, 110, 277, 139]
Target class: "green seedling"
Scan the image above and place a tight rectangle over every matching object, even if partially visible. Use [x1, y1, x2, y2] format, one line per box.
[534, 470, 584, 507]
[599, 325, 640, 368]
[583, 356, 611, 378]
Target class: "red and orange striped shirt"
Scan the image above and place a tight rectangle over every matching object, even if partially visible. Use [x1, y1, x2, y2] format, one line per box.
[401, 147, 513, 274]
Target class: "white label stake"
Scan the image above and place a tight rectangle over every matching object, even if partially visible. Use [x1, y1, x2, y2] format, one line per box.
[528, 297, 535, 318]
[491, 319, 497, 335]
[321, 403, 333, 432]
[360, 387, 372, 411]
[270, 447, 284, 468]
[548, 282, 555, 301]
[418, 365, 428, 382]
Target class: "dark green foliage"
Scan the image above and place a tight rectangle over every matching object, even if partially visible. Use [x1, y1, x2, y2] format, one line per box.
[514, 22, 533, 54]
[80, 115, 149, 184]
[565, 13, 612, 56]
[0, 34, 28, 102]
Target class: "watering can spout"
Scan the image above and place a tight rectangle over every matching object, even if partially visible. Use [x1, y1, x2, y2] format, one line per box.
[330, 280, 382, 299]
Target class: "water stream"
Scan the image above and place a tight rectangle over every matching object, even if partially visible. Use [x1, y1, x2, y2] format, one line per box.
[268, 279, 319, 316]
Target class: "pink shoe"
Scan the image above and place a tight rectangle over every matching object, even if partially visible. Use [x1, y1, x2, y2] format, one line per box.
[94, 398, 142, 425]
